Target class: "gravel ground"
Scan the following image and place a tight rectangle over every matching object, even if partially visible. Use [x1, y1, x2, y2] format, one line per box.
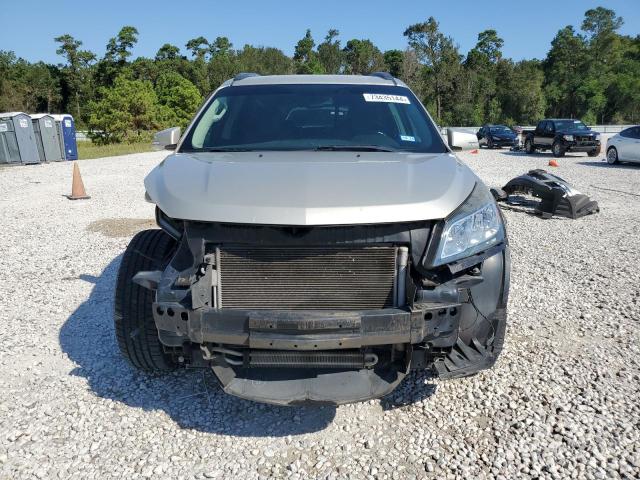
[0, 148, 639, 480]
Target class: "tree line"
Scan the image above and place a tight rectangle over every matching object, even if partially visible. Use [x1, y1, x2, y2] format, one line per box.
[0, 7, 637, 143]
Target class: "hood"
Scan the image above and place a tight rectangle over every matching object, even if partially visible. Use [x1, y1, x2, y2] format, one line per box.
[492, 132, 516, 139]
[559, 129, 596, 136]
[145, 151, 477, 225]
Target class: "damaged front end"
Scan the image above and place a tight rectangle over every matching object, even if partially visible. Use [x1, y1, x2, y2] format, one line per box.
[135, 192, 510, 406]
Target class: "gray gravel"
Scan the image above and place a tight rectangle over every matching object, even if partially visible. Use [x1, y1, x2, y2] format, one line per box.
[0, 149, 639, 480]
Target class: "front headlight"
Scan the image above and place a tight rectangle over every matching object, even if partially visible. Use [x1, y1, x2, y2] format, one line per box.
[563, 134, 574, 141]
[431, 184, 505, 266]
[492, 136, 501, 140]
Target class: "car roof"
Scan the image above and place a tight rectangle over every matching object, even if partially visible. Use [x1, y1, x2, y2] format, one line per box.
[222, 74, 407, 88]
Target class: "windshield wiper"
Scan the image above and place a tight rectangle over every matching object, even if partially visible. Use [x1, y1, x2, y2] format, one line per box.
[313, 145, 396, 152]
[198, 147, 257, 152]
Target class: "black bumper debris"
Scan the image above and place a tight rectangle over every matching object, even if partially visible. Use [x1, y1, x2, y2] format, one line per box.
[494, 169, 599, 219]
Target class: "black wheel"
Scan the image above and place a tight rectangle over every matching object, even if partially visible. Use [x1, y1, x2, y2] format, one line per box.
[525, 138, 535, 154]
[606, 147, 619, 164]
[587, 149, 599, 158]
[552, 141, 565, 157]
[487, 137, 494, 149]
[114, 229, 178, 372]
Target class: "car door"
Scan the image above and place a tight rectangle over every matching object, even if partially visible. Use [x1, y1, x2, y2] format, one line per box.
[616, 127, 636, 161]
[628, 127, 640, 162]
[534, 122, 546, 146]
[544, 121, 556, 147]
[537, 121, 551, 147]
[477, 127, 486, 145]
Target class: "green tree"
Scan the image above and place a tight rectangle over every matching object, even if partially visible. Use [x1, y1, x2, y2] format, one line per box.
[607, 35, 640, 123]
[543, 26, 588, 118]
[0, 51, 28, 111]
[155, 72, 202, 129]
[88, 73, 159, 143]
[580, 7, 625, 123]
[494, 60, 545, 124]
[186, 37, 210, 60]
[155, 43, 181, 61]
[293, 30, 323, 73]
[463, 29, 505, 124]
[54, 34, 96, 119]
[185, 36, 210, 94]
[237, 46, 292, 75]
[317, 30, 343, 74]
[209, 37, 233, 57]
[342, 39, 385, 74]
[105, 26, 139, 64]
[403, 18, 462, 123]
[473, 29, 504, 63]
[383, 50, 403, 77]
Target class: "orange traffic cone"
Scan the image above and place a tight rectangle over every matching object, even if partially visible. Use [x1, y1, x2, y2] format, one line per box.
[470, 149, 479, 154]
[67, 162, 90, 200]
[548, 159, 559, 167]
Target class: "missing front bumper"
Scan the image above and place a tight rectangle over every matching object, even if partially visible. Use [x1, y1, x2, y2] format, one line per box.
[153, 303, 462, 350]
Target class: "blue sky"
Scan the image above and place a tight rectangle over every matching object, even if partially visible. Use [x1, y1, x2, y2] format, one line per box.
[1, 0, 638, 64]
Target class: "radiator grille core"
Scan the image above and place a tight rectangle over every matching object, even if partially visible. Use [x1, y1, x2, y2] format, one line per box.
[218, 246, 398, 310]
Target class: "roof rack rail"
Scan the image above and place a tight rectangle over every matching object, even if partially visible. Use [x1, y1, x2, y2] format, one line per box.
[231, 72, 261, 85]
[368, 72, 397, 85]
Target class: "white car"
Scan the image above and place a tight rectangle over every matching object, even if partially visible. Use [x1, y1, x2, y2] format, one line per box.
[606, 126, 640, 164]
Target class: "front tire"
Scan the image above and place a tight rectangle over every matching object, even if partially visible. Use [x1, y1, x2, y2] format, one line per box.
[114, 229, 178, 372]
[552, 141, 565, 157]
[606, 147, 619, 164]
[525, 138, 535, 154]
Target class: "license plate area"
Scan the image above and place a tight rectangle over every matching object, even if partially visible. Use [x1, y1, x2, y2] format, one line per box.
[248, 312, 361, 350]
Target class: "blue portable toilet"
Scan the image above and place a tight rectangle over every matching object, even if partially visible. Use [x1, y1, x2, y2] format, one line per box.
[51, 114, 78, 160]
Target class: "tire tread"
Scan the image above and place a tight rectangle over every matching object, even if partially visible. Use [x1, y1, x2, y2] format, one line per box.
[114, 229, 177, 372]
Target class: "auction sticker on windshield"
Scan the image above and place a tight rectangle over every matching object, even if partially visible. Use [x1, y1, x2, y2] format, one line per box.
[363, 93, 410, 104]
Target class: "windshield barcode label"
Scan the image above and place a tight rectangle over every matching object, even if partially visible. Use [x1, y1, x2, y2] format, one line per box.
[363, 93, 410, 104]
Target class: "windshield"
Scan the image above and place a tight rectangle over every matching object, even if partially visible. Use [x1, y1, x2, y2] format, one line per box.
[489, 126, 512, 134]
[554, 120, 589, 131]
[180, 84, 447, 153]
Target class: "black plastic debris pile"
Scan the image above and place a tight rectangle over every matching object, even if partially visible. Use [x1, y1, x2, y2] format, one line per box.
[491, 169, 599, 219]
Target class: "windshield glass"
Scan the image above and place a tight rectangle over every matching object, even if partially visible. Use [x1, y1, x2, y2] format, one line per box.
[554, 120, 589, 131]
[180, 84, 447, 153]
[489, 126, 512, 134]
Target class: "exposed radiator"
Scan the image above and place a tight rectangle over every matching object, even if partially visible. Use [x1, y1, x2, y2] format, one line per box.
[217, 245, 400, 310]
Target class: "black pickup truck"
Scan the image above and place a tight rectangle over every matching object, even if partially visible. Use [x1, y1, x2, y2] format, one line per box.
[523, 119, 601, 157]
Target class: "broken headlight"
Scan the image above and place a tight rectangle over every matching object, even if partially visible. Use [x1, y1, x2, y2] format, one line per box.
[432, 184, 504, 266]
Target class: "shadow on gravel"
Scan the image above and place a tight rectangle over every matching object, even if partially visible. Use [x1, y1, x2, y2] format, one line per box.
[379, 373, 438, 411]
[59, 256, 337, 436]
[498, 151, 589, 158]
[576, 161, 640, 169]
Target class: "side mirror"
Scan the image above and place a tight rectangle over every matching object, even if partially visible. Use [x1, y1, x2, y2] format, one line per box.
[152, 127, 181, 151]
[447, 128, 479, 151]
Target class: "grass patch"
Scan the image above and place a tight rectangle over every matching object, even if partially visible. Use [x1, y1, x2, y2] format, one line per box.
[77, 141, 153, 160]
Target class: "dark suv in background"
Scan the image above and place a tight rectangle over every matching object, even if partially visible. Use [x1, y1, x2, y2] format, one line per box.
[523, 119, 601, 157]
